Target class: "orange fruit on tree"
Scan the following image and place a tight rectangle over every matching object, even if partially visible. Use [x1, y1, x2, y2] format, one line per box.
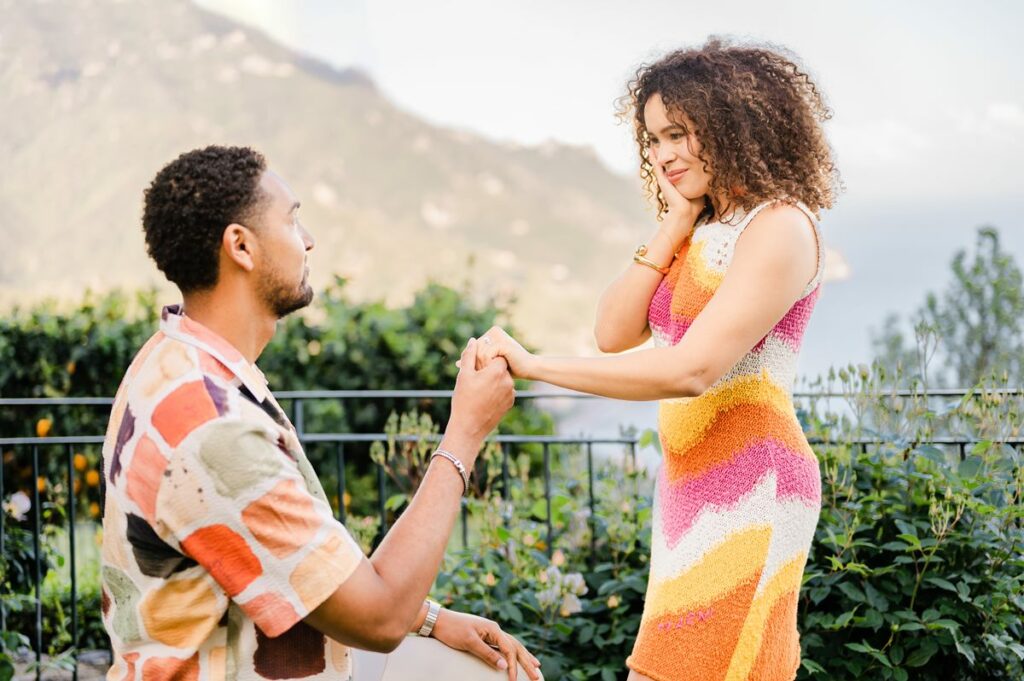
[74, 453, 88, 471]
[89, 502, 100, 518]
[86, 470, 101, 487]
[36, 418, 52, 438]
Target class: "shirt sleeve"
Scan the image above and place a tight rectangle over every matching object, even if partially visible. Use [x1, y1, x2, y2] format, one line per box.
[154, 417, 365, 637]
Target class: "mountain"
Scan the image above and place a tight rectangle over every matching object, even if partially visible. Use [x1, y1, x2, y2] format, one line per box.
[1, 0, 653, 354]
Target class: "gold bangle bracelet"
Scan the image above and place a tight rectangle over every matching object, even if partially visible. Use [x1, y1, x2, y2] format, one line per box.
[633, 244, 671, 275]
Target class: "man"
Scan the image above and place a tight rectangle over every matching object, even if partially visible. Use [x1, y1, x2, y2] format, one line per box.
[99, 145, 541, 680]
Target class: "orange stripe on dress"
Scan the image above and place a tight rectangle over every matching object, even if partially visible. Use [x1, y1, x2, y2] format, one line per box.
[661, 402, 810, 482]
[629, 572, 761, 680]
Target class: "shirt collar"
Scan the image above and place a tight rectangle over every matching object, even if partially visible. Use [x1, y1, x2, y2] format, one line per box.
[159, 304, 272, 403]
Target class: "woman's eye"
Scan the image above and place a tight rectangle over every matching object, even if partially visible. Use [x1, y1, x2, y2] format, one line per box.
[670, 133, 685, 141]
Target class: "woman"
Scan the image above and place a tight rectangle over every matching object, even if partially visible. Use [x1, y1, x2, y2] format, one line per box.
[475, 38, 839, 680]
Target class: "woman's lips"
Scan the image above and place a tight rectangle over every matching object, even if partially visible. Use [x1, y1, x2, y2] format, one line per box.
[666, 168, 688, 182]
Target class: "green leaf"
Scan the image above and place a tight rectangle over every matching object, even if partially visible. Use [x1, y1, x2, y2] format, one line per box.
[958, 456, 983, 478]
[894, 519, 918, 538]
[905, 639, 939, 667]
[384, 493, 408, 511]
[838, 582, 867, 602]
[926, 577, 957, 593]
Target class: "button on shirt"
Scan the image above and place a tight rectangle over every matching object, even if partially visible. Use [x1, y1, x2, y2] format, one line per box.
[100, 305, 364, 680]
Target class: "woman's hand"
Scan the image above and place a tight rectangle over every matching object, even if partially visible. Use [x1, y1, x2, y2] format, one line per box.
[430, 609, 542, 680]
[648, 144, 708, 246]
[456, 327, 538, 380]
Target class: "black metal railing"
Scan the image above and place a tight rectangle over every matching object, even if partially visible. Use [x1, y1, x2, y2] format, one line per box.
[1, 387, 1021, 679]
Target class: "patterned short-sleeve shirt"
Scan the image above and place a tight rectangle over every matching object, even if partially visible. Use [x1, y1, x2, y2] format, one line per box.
[101, 305, 365, 681]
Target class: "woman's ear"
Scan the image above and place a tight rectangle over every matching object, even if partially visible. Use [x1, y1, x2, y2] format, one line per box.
[222, 223, 256, 273]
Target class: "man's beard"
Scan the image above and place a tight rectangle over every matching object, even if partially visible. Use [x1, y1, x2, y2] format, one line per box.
[260, 268, 314, 319]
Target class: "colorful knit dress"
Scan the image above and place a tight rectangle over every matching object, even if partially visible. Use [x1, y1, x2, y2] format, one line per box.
[626, 200, 825, 681]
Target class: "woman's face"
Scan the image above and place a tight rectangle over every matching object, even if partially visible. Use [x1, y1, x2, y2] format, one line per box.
[643, 92, 712, 200]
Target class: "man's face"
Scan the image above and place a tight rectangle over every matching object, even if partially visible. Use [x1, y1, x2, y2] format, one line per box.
[251, 170, 316, 318]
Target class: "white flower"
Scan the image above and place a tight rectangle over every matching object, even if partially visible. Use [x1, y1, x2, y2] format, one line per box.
[536, 586, 560, 611]
[559, 593, 582, 617]
[4, 491, 30, 521]
[563, 572, 588, 596]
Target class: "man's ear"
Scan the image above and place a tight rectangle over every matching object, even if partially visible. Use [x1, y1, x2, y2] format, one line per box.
[222, 223, 256, 273]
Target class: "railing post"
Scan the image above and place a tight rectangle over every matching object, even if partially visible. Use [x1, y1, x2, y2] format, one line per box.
[293, 398, 305, 436]
[66, 445, 79, 680]
[586, 442, 596, 566]
[335, 444, 346, 525]
[32, 445, 42, 681]
[0, 443, 6, 633]
[543, 443, 552, 558]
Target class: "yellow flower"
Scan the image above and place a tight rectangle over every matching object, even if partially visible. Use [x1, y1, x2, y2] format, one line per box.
[85, 470, 101, 487]
[73, 453, 88, 472]
[551, 549, 566, 567]
[484, 573, 497, 587]
[36, 418, 52, 438]
[607, 595, 621, 609]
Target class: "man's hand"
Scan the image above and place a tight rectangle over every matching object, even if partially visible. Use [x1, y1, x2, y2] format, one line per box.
[431, 609, 542, 681]
[468, 327, 537, 380]
[445, 338, 515, 466]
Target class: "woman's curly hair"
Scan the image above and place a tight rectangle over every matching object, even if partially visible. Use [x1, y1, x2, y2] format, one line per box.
[142, 145, 267, 293]
[618, 37, 840, 219]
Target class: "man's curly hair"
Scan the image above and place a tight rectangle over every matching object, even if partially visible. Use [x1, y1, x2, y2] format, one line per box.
[142, 145, 267, 293]
[619, 37, 840, 219]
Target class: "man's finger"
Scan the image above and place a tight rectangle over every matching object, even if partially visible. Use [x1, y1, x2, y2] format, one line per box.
[484, 628, 518, 681]
[464, 633, 507, 672]
[459, 338, 478, 374]
[484, 355, 510, 373]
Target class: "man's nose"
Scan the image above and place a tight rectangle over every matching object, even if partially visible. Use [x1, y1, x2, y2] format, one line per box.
[302, 225, 316, 250]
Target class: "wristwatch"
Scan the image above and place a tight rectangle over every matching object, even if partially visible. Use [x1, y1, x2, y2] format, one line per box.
[418, 599, 442, 637]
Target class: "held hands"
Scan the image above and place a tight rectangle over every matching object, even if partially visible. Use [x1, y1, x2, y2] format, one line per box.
[448, 338, 516, 454]
[454, 327, 537, 380]
[431, 609, 542, 681]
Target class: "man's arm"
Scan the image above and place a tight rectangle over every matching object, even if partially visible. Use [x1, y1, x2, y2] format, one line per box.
[305, 339, 514, 652]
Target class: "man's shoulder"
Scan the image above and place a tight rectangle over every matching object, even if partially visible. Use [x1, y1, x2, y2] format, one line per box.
[106, 331, 260, 453]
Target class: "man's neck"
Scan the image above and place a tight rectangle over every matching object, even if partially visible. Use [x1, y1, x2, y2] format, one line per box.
[181, 288, 277, 365]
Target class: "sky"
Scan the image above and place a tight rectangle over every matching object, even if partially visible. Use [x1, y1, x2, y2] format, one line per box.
[194, 0, 1024, 201]
[192, 0, 1024, 383]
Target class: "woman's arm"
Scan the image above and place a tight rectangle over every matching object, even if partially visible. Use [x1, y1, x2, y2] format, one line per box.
[482, 204, 819, 400]
[593, 146, 706, 353]
[593, 225, 674, 353]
